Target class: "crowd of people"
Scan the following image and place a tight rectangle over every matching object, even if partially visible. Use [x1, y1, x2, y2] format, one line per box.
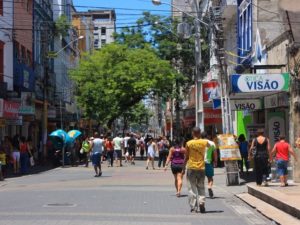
[0, 135, 35, 180]
[0, 127, 298, 214]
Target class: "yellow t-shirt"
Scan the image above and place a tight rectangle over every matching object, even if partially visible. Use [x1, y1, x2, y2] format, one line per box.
[186, 139, 208, 170]
[0, 153, 6, 166]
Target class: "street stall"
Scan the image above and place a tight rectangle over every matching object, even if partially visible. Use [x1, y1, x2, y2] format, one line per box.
[217, 134, 242, 185]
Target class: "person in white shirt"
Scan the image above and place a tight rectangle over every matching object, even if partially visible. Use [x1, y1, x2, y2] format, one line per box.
[113, 133, 124, 167]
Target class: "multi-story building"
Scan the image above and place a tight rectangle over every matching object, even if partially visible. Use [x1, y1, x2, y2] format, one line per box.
[72, 13, 94, 54]
[73, 10, 116, 50]
[52, 0, 79, 130]
[0, 0, 14, 138]
[10, 0, 35, 138]
[33, 0, 55, 150]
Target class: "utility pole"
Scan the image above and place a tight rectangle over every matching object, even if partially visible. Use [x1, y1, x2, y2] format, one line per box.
[42, 28, 49, 162]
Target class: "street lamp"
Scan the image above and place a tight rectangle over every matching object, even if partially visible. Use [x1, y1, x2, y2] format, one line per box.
[48, 35, 84, 58]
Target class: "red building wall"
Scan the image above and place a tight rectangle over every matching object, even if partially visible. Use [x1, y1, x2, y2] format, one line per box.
[14, 0, 33, 66]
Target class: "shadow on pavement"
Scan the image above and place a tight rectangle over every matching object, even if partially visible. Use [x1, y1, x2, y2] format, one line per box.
[204, 210, 224, 214]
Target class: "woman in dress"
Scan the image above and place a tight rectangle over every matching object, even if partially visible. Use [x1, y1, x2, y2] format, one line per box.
[164, 139, 186, 197]
[146, 137, 157, 170]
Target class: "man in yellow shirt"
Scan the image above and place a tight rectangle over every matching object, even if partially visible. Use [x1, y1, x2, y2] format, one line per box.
[183, 127, 210, 213]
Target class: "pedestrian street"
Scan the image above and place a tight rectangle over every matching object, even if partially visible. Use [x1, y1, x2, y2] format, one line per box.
[0, 161, 272, 225]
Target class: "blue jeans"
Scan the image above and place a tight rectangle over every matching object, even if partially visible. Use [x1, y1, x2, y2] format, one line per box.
[276, 159, 288, 176]
[20, 152, 29, 174]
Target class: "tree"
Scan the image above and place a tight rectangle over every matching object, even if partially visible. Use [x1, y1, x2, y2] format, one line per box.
[54, 15, 70, 37]
[70, 43, 176, 128]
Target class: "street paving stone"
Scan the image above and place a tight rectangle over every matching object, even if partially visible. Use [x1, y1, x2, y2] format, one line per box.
[0, 161, 273, 225]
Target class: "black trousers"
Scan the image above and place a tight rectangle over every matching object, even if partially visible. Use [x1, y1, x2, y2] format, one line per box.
[158, 150, 168, 168]
[107, 151, 114, 167]
[254, 157, 269, 185]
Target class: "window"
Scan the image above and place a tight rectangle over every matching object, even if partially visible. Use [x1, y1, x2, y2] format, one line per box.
[101, 39, 106, 45]
[0, 41, 4, 82]
[101, 27, 106, 36]
[238, 0, 252, 64]
[94, 26, 99, 30]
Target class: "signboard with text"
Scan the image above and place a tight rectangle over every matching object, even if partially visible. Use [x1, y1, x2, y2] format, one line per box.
[231, 73, 289, 93]
[230, 99, 262, 111]
[204, 108, 222, 125]
[3, 100, 21, 119]
[267, 111, 286, 147]
[217, 134, 241, 161]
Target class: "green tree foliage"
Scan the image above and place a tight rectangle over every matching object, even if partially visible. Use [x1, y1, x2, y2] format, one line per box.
[70, 43, 176, 127]
[54, 15, 70, 37]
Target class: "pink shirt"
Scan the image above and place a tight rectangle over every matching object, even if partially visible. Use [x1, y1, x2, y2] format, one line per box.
[275, 141, 289, 161]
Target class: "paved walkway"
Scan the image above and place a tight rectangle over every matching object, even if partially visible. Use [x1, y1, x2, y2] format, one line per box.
[0, 161, 272, 225]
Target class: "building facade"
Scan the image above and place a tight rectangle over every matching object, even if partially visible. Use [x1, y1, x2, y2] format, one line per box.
[73, 10, 116, 50]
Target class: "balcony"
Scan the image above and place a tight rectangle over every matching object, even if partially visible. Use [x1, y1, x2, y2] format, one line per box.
[221, 0, 238, 20]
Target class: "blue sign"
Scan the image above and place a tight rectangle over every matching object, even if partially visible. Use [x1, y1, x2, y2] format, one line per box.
[213, 99, 221, 109]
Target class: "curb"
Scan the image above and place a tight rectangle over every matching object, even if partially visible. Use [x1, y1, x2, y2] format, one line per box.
[247, 184, 300, 219]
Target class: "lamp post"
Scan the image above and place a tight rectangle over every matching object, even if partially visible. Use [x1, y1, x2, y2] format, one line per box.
[152, 0, 208, 132]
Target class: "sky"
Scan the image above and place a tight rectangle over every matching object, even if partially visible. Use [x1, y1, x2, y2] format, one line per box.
[73, 0, 171, 27]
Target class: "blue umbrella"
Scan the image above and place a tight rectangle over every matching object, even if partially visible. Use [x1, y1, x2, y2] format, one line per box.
[50, 129, 68, 143]
[67, 130, 82, 140]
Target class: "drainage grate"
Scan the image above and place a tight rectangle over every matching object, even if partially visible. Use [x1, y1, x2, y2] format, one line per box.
[43, 203, 77, 207]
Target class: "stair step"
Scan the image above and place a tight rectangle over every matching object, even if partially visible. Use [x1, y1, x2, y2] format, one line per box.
[236, 193, 300, 225]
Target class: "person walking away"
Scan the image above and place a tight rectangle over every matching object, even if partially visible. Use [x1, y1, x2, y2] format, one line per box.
[183, 127, 211, 213]
[3, 136, 12, 172]
[91, 132, 104, 177]
[249, 129, 271, 186]
[138, 136, 145, 160]
[164, 139, 186, 197]
[146, 137, 157, 170]
[123, 133, 130, 161]
[158, 136, 170, 169]
[271, 135, 297, 187]
[19, 136, 31, 174]
[113, 133, 124, 167]
[238, 134, 249, 174]
[127, 134, 137, 165]
[105, 136, 114, 167]
[201, 132, 217, 198]
[27, 136, 34, 167]
[81, 136, 91, 167]
[12, 135, 20, 174]
[0, 147, 7, 180]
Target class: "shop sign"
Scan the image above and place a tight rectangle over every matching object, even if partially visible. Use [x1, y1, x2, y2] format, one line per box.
[204, 108, 222, 125]
[231, 73, 290, 93]
[0, 98, 3, 117]
[202, 81, 220, 102]
[19, 92, 35, 115]
[267, 112, 286, 147]
[6, 116, 23, 126]
[3, 100, 20, 119]
[213, 99, 221, 109]
[230, 99, 262, 111]
[264, 95, 278, 108]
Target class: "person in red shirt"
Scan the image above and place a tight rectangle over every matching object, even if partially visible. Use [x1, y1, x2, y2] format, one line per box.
[271, 135, 297, 187]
